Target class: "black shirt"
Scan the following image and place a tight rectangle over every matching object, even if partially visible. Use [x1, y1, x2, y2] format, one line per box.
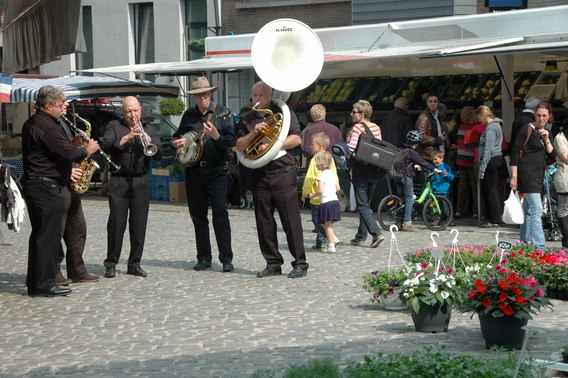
[102, 119, 162, 177]
[173, 102, 235, 167]
[22, 111, 87, 185]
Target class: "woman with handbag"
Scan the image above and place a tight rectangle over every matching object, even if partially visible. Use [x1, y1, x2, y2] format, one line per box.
[553, 122, 568, 248]
[510, 102, 556, 249]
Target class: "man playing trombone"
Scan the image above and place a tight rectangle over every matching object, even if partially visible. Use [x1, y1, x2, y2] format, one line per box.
[102, 96, 162, 278]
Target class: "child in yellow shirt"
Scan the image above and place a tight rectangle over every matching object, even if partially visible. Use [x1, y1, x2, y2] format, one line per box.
[302, 132, 338, 252]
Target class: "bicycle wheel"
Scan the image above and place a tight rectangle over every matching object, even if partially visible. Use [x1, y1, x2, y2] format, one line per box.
[423, 195, 453, 231]
[377, 194, 404, 231]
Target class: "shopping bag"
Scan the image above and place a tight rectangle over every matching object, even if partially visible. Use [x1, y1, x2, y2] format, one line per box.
[502, 190, 524, 225]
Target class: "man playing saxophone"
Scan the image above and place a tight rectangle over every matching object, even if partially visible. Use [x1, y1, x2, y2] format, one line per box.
[102, 96, 162, 279]
[22, 85, 99, 297]
[55, 102, 100, 285]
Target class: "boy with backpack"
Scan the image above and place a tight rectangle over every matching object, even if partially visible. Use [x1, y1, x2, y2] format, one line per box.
[398, 130, 441, 232]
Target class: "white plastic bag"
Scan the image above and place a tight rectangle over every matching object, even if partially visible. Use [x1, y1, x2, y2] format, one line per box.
[502, 190, 524, 225]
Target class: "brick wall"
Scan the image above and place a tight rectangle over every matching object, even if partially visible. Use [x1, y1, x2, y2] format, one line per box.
[222, 0, 352, 35]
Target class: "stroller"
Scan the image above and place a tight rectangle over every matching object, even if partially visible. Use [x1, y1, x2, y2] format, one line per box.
[542, 163, 562, 241]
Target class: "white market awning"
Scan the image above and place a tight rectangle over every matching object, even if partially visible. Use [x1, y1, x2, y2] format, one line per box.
[9, 75, 180, 103]
[76, 5, 568, 79]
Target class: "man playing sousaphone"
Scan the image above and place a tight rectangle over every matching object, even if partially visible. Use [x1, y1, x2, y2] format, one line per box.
[236, 81, 309, 279]
[171, 76, 236, 273]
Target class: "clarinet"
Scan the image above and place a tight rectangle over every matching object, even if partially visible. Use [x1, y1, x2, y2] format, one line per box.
[60, 115, 121, 173]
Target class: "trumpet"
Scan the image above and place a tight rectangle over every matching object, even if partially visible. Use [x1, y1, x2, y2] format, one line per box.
[60, 114, 121, 173]
[134, 116, 158, 157]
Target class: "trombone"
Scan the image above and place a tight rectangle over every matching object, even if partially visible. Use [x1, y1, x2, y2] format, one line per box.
[134, 116, 158, 157]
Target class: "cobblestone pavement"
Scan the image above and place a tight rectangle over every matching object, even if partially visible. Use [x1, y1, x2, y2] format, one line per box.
[0, 195, 567, 377]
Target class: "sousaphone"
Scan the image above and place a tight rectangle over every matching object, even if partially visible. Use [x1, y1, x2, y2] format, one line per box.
[237, 18, 324, 169]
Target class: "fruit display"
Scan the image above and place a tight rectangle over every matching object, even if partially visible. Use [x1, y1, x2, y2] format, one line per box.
[398, 77, 421, 102]
[305, 82, 328, 103]
[457, 74, 486, 101]
[318, 79, 345, 102]
[334, 78, 357, 102]
[381, 77, 405, 103]
[366, 77, 390, 102]
[511, 71, 536, 100]
[295, 71, 553, 110]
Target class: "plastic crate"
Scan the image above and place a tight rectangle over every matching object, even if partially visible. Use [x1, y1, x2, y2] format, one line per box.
[150, 175, 170, 201]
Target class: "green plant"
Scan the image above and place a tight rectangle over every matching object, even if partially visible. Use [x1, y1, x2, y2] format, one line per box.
[363, 267, 409, 301]
[343, 346, 542, 378]
[168, 163, 185, 176]
[159, 98, 186, 116]
[399, 263, 466, 314]
[187, 38, 205, 52]
[250, 359, 340, 378]
[460, 265, 553, 320]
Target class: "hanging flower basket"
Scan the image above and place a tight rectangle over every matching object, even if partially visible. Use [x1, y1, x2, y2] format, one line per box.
[188, 38, 205, 53]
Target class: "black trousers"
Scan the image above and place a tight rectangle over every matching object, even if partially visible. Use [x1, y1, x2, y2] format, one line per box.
[481, 156, 506, 224]
[23, 178, 66, 293]
[185, 167, 233, 264]
[58, 187, 88, 280]
[105, 175, 150, 269]
[252, 167, 308, 270]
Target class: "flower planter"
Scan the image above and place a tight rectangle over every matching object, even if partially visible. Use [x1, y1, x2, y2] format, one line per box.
[478, 312, 528, 350]
[410, 303, 452, 333]
[380, 287, 407, 311]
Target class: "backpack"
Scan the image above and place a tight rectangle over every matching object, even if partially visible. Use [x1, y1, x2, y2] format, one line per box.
[387, 148, 411, 179]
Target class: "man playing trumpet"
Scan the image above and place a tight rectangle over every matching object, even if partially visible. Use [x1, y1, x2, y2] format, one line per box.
[171, 77, 235, 273]
[102, 96, 162, 278]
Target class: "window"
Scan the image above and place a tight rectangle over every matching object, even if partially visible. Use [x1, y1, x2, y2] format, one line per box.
[133, 3, 155, 80]
[184, 0, 207, 60]
[75, 6, 93, 76]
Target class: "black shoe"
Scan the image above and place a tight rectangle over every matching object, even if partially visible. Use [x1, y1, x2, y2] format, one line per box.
[370, 235, 385, 248]
[30, 286, 72, 297]
[193, 262, 212, 271]
[256, 266, 282, 278]
[104, 266, 116, 278]
[222, 262, 234, 273]
[350, 239, 362, 246]
[288, 266, 308, 278]
[127, 266, 147, 277]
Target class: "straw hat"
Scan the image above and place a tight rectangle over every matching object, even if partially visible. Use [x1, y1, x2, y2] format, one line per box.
[187, 76, 217, 94]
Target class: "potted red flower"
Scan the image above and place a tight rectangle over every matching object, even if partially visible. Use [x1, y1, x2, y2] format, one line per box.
[460, 265, 553, 349]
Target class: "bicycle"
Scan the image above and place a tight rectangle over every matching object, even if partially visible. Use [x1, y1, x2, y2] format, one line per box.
[377, 172, 453, 231]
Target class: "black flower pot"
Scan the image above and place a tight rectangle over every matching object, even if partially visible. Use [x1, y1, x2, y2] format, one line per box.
[478, 312, 528, 350]
[410, 302, 452, 333]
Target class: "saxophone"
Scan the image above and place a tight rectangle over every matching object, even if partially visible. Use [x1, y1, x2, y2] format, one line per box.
[61, 114, 100, 194]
